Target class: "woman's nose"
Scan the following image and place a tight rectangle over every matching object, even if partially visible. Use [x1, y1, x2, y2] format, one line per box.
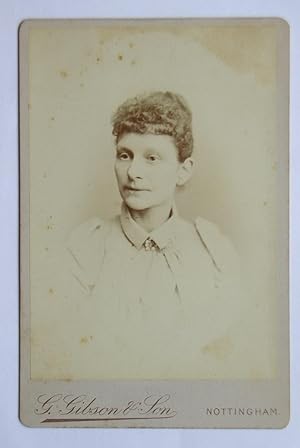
[127, 158, 143, 180]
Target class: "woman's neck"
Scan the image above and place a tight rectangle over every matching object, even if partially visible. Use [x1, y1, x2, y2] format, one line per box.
[129, 200, 173, 233]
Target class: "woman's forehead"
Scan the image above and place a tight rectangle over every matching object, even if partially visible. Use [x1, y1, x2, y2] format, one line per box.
[117, 132, 177, 154]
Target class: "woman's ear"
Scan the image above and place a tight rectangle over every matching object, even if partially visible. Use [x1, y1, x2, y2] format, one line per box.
[177, 157, 194, 186]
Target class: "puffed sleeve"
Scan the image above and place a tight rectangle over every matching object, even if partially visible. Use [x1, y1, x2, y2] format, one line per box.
[194, 217, 252, 374]
[194, 216, 241, 288]
[65, 217, 106, 295]
[194, 217, 272, 377]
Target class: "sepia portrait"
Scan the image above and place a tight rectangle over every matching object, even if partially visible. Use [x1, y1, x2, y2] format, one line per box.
[19, 18, 289, 428]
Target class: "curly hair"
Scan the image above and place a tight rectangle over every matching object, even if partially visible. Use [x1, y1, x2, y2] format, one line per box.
[111, 91, 193, 162]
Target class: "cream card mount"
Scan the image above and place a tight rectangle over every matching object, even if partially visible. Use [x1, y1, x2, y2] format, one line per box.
[19, 18, 289, 428]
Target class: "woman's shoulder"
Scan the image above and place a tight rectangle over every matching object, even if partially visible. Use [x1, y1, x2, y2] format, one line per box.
[68, 216, 103, 239]
[193, 216, 240, 274]
[65, 216, 119, 293]
[66, 215, 119, 256]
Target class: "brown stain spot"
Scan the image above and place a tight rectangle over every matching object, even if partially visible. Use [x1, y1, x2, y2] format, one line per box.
[43, 172, 47, 179]
[50, 116, 55, 121]
[28, 103, 31, 110]
[80, 336, 93, 344]
[79, 66, 88, 76]
[49, 288, 54, 294]
[45, 247, 49, 252]
[263, 201, 268, 206]
[131, 59, 136, 66]
[96, 57, 101, 63]
[46, 216, 54, 230]
[202, 335, 232, 360]
[59, 70, 69, 79]
[117, 53, 123, 61]
[129, 42, 134, 48]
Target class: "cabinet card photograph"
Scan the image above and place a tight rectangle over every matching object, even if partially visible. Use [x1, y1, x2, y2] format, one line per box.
[19, 18, 289, 428]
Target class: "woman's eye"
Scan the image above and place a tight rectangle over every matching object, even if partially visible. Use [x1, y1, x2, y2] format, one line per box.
[118, 152, 130, 160]
[148, 154, 160, 162]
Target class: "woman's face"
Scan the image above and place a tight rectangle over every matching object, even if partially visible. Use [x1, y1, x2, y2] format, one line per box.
[114, 132, 193, 211]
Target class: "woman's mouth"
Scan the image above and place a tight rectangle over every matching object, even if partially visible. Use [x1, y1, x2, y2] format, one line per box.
[124, 186, 149, 192]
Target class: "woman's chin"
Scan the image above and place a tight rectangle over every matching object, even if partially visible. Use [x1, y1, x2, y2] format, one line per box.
[123, 197, 152, 211]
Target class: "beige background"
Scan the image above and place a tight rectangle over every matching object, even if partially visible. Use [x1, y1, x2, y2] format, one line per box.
[28, 21, 285, 380]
